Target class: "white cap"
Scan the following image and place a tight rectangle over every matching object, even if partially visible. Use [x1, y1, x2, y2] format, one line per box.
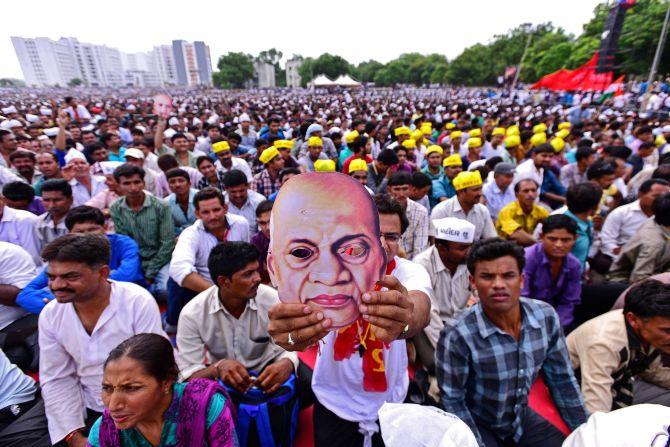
[163, 128, 177, 139]
[100, 161, 123, 175]
[26, 113, 39, 123]
[239, 113, 250, 122]
[168, 117, 179, 126]
[662, 125, 670, 133]
[432, 217, 476, 244]
[124, 148, 145, 160]
[467, 159, 487, 171]
[192, 117, 202, 126]
[64, 148, 87, 164]
[134, 125, 146, 134]
[43, 127, 60, 137]
[1, 119, 22, 129]
[1, 106, 17, 114]
[81, 124, 95, 132]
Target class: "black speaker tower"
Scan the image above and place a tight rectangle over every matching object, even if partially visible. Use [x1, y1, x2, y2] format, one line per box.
[597, 1, 635, 73]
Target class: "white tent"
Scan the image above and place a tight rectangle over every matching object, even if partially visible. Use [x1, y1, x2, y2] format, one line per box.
[309, 74, 336, 88]
[334, 74, 362, 87]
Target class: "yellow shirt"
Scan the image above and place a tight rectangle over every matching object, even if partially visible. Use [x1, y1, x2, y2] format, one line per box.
[495, 200, 549, 237]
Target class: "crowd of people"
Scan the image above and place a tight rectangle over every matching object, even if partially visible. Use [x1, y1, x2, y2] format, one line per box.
[0, 83, 670, 447]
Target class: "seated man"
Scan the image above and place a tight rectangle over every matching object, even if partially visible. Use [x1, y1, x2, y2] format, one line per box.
[413, 217, 474, 327]
[0, 242, 38, 370]
[387, 172, 429, 259]
[17, 206, 145, 315]
[482, 162, 516, 221]
[176, 241, 299, 397]
[608, 193, 670, 284]
[250, 200, 273, 284]
[0, 348, 50, 446]
[110, 164, 175, 296]
[431, 171, 497, 241]
[165, 168, 198, 235]
[38, 233, 165, 446]
[567, 280, 670, 413]
[2, 181, 45, 215]
[431, 154, 463, 204]
[496, 178, 549, 247]
[0, 190, 41, 266]
[522, 214, 582, 330]
[408, 171, 432, 211]
[437, 238, 587, 447]
[37, 179, 73, 247]
[223, 169, 266, 234]
[167, 188, 249, 332]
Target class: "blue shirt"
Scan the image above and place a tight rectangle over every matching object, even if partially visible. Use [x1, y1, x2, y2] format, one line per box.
[436, 298, 587, 445]
[521, 242, 582, 328]
[167, 188, 198, 235]
[108, 147, 127, 162]
[431, 177, 456, 204]
[482, 181, 515, 221]
[564, 210, 593, 268]
[540, 170, 566, 208]
[16, 233, 144, 314]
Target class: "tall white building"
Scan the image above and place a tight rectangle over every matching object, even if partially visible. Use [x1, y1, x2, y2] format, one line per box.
[286, 57, 302, 88]
[254, 61, 276, 88]
[11, 36, 212, 87]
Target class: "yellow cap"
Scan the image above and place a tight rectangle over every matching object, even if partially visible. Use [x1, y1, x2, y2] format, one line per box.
[274, 139, 293, 150]
[533, 123, 547, 134]
[446, 123, 456, 130]
[420, 123, 432, 134]
[469, 128, 482, 138]
[348, 159, 368, 173]
[530, 133, 547, 147]
[443, 154, 463, 167]
[556, 129, 570, 139]
[505, 135, 521, 148]
[411, 129, 423, 141]
[308, 136, 323, 147]
[450, 130, 463, 140]
[402, 139, 416, 149]
[506, 125, 520, 137]
[558, 122, 571, 130]
[468, 137, 482, 149]
[656, 134, 667, 147]
[550, 137, 565, 152]
[452, 170, 483, 191]
[426, 145, 444, 156]
[314, 159, 336, 172]
[492, 127, 505, 136]
[212, 141, 230, 153]
[394, 126, 411, 137]
[259, 146, 280, 164]
[345, 130, 359, 144]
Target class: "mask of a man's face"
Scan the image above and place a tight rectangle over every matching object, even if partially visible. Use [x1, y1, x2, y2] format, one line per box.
[268, 172, 387, 329]
[153, 94, 172, 119]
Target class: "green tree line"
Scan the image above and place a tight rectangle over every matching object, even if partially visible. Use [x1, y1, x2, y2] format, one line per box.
[212, 0, 670, 88]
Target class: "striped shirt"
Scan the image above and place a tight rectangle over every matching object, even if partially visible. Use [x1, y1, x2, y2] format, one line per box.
[252, 169, 281, 198]
[401, 199, 429, 259]
[110, 193, 175, 279]
[437, 298, 587, 445]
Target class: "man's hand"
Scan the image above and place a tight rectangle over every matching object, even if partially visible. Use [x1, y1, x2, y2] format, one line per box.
[215, 359, 254, 393]
[61, 164, 76, 181]
[360, 275, 413, 342]
[256, 359, 293, 394]
[267, 303, 332, 351]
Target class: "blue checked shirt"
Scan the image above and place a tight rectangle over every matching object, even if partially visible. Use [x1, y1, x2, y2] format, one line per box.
[436, 298, 587, 446]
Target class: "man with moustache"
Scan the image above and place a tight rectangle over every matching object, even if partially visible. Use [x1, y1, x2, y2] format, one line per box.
[265, 173, 432, 447]
[37, 233, 164, 447]
[437, 238, 587, 447]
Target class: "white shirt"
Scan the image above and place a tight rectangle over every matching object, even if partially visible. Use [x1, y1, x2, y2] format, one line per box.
[65, 105, 91, 121]
[0, 205, 42, 266]
[69, 175, 107, 207]
[38, 280, 166, 443]
[0, 242, 36, 329]
[515, 158, 544, 190]
[169, 214, 250, 286]
[312, 257, 433, 446]
[0, 165, 24, 188]
[430, 196, 497, 241]
[227, 189, 266, 234]
[563, 404, 670, 447]
[599, 200, 651, 258]
[215, 157, 254, 183]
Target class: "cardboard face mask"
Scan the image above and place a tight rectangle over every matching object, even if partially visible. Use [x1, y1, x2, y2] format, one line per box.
[268, 172, 387, 329]
[152, 93, 173, 119]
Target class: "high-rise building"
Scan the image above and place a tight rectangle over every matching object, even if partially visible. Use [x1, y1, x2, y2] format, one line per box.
[286, 57, 303, 88]
[11, 36, 212, 87]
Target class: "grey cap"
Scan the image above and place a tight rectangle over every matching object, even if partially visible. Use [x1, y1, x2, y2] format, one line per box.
[493, 162, 515, 175]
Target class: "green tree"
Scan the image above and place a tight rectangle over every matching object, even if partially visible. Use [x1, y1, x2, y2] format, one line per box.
[446, 44, 494, 85]
[213, 52, 254, 89]
[310, 53, 352, 80]
[355, 60, 384, 83]
[297, 57, 316, 87]
[67, 78, 83, 87]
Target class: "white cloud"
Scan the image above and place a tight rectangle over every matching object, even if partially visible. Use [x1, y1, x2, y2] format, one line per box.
[0, 0, 602, 79]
